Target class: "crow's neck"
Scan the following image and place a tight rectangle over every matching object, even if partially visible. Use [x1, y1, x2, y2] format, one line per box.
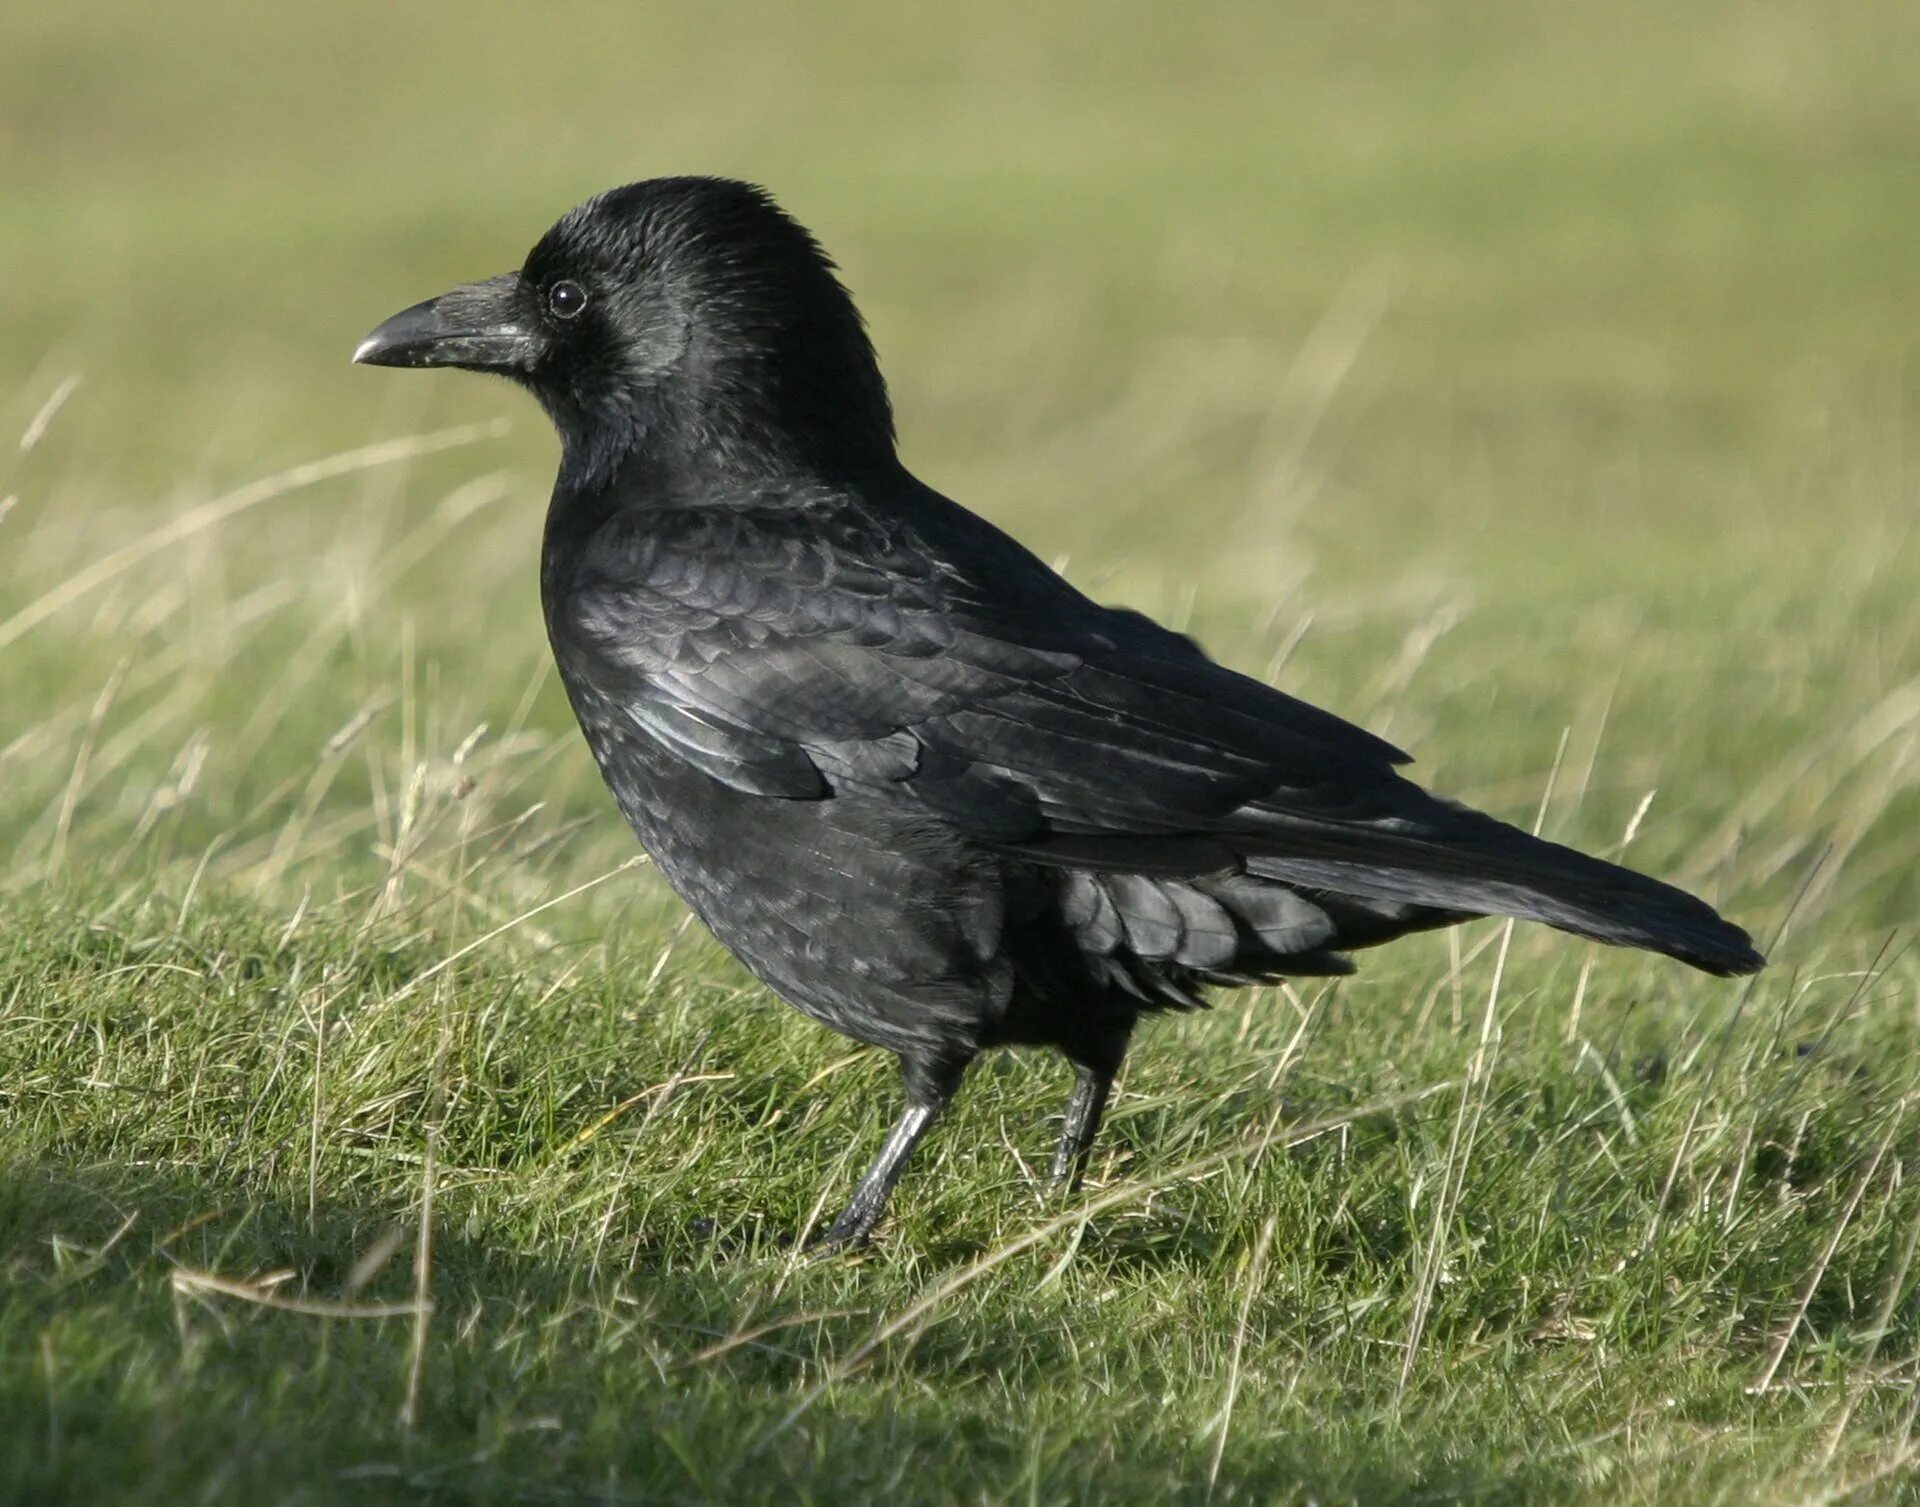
[547, 361, 896, 501]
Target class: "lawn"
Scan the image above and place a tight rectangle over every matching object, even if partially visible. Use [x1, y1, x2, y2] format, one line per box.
[3, 3, 1919, 1502]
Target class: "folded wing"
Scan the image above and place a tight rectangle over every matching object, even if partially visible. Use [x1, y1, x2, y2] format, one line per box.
[555, 487, 1762, 977]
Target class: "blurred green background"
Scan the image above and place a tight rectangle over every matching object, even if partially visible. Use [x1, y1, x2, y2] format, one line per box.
[5, 5, 1920, 1504]
[8, 0, 1916, 563]
[7, 0, 1917, 891]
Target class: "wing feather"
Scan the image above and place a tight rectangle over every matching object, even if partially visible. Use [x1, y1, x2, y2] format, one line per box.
[548, 485, 1762, 977]
[555, 490, 1407, 848]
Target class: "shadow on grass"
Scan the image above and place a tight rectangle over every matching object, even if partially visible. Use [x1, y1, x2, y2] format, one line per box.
[0, 1152, 1585, 1507]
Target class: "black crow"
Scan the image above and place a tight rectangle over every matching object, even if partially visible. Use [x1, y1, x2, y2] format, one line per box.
[356, 177, 1763, 1248]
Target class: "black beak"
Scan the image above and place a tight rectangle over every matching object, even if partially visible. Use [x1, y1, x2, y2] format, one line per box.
[353, 274, 538, 372]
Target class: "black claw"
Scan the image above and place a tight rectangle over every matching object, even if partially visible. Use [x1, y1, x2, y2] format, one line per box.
[806, 1219, 876, 1259]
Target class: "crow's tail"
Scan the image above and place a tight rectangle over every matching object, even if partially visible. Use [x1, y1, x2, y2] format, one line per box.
[1237, 801, 1763, 977]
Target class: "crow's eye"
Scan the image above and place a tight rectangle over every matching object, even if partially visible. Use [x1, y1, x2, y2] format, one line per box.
[547, 280, 588, 320]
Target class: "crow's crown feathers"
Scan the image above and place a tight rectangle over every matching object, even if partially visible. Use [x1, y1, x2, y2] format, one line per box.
[521, 177, 895, 489]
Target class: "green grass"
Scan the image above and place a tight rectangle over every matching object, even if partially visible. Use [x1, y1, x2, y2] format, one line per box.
[4, 2, 1919, 1502]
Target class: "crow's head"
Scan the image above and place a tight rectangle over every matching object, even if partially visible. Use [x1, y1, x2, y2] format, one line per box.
[356, 177, 895, 486]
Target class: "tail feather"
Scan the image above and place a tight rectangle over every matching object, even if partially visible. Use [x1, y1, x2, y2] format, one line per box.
[1241, 807, 1763, 977]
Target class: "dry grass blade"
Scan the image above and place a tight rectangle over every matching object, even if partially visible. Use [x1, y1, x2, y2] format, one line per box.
[0, 419, 508, 654]
[19, 373, 82, 453]
[171, 1268, 429, 1321]
[1753, 1108, 1904, 1395]
[376, 856, 648, 1006]
[1207, 1213, 1277, 1497]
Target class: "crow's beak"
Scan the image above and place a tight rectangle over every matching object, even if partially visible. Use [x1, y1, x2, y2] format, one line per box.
[353, 274, 538, 372]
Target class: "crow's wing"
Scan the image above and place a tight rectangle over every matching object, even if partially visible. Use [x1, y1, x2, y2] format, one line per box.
[554, 488, 1762, 977]
[555, 490, 1410, 853]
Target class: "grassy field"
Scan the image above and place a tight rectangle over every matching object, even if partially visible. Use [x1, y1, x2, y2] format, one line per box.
[5, 3, 1920, 1502]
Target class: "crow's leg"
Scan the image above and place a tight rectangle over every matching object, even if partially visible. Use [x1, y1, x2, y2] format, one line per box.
[1050, 1033, 1130, 1191]
[814, 1052, 969, 1250]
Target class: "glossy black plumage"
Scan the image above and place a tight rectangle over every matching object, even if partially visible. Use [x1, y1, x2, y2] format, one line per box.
[357, 177, 1763, 1247]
